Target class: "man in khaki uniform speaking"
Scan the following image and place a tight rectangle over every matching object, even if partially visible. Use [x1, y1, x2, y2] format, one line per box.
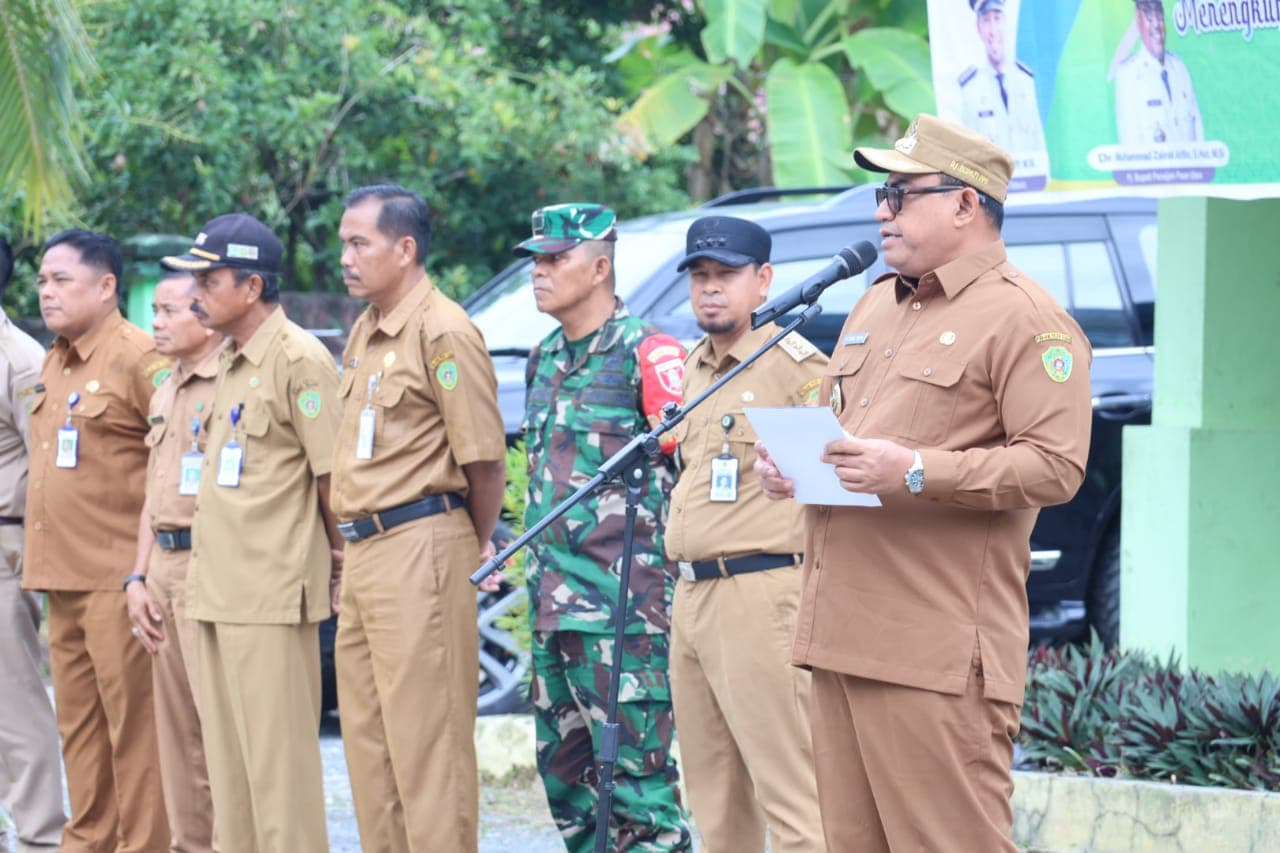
[664, 216, 826, 852]
[124, 268, 224, 852]
[162, 213, 342, 852]
[330, 184, 506, 852]
[757, 115, 1093, 851]
[24, 229, 170, 852]
[0, 234, 67, 851]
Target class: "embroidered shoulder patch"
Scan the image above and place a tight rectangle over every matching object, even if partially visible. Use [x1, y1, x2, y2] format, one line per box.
[1034, 331, 1072, 345]
[297, 389, 323, 418]
[1042, 346, 1073, 383]
[778, 333, 818, 363]
[435, 360, 459, 390]
[798, 377, 822, 404]
[152, 368, 172, 387]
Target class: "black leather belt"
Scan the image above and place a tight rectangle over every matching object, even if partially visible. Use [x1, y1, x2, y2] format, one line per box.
[155, 528, 192, 551]
[677, 553, 800, 582]
[338, 493, 466, 543]
[0, 515, 23, 525]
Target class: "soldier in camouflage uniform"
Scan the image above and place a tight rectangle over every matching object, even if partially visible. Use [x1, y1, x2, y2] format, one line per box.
[515, 203, 692, 852]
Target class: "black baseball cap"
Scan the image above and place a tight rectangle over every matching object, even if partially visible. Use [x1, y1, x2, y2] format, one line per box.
[162, 213, 283, 273]
[677, 216, 771, 272]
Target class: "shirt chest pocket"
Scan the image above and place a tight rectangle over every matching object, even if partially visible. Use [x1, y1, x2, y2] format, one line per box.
[881, 352, 966, 447]
[569, 388, 637, 463]
[824, 347, 870, 418]
[372, 379, 414, 444]
[723, 409, 759, 467]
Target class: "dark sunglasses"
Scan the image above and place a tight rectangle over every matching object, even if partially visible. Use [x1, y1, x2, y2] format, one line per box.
[875, 184, 968, 215]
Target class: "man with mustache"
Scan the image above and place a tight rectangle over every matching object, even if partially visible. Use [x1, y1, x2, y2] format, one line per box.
[663, 216, 827, 852]
[757, 115, 1093, 851]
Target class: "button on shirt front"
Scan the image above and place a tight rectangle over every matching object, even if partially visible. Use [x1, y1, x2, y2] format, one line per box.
[187, 307, 340, 624]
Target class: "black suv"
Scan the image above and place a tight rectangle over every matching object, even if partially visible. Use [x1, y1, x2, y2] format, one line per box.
[465, 185, 1157, 649]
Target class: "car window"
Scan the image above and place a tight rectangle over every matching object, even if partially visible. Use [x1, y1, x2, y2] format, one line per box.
[1006, 241, 1131, 348]
[468, 230, 686, 350]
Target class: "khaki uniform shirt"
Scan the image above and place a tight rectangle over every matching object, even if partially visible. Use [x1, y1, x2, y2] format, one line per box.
[330, 278, 504, 519]
[145, 345, 221, 531]
[793, 242, 1093, 705]
[0, 315, 45, 517]
[23, 310, 167, 590]
[188, 307, 340, 624]
[665, 325, 827, 562]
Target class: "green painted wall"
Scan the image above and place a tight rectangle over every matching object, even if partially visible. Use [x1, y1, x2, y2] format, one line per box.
[1122, 197, 1280, 674]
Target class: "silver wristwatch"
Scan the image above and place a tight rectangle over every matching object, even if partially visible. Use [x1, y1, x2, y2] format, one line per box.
[904, 450, 925, 495]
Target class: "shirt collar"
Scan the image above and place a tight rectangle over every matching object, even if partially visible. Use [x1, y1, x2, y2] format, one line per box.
[178, 340, 224, 384]
[374, 275, 433, 337]
[548, 297, 630, 357]
[894, 241, 1007, 302]
[695, 322, 774, 371]
[230, 304, 285, 368]
[61, 309, 125, 362]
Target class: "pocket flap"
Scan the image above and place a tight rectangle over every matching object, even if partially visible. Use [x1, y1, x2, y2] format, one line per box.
[826, 346, 870, 378]
[242, 409, 270, 437]
[895, 352, 966, 388]
[75, 395, 111, 419]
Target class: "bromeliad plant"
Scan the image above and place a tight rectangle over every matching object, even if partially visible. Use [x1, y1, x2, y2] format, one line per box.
[1020, 636, 1280, 791]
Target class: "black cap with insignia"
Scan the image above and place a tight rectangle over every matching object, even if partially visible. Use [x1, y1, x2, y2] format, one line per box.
[677, 216, 771, 272]
[161, 213, 283, 273]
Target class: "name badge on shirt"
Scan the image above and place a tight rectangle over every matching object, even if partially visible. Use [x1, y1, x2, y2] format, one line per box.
[179, 452, 203, 495]
[56, 391, 80, 468]
[355, 374, 379, 460]
[56, 426, 79, 468]
[708, 455, 739, 503]
[216, 443, 243, 488]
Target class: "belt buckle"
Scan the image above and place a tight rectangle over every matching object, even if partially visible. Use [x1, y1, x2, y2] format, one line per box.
[677, 561, 696, 582]
[337, 522, 360, 543]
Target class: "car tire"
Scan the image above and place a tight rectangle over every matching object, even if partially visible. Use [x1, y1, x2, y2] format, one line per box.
[1086, 530, 1121, 648]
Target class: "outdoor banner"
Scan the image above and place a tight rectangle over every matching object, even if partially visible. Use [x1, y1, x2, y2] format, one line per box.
[928, 0, 1280, 197]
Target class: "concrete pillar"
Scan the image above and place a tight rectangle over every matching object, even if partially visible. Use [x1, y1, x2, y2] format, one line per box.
[1121, 197, 1280, 673]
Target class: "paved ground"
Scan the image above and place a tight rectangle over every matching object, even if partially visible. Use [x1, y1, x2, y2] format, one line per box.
[320, 715, 566, 852]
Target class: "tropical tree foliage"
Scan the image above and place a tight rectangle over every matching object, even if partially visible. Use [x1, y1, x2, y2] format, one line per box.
[615, 0, 934, 196]
[0, 0, 92, 234]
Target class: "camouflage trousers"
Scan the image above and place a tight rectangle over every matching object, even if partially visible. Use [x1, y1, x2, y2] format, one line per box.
[530, 629, 692, 853]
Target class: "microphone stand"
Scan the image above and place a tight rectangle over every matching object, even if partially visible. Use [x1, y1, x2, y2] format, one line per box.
[470, 301, 824, 853]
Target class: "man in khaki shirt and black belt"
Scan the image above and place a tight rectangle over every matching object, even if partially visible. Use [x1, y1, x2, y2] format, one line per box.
[758, 115, 1093, 851]
[24, 229, 170, 852]
[163, 213, 342, 852]
[124, 269, 223, 852]
[664, 217, 826, 852]
[0, 234, 67, 852]
[331, 184, 506, 852]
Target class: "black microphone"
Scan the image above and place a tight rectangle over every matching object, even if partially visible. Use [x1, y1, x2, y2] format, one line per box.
[750, 241, 878, 329]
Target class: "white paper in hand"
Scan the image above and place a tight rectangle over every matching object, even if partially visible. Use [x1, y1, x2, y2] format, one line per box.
[744, 407, 881, 507]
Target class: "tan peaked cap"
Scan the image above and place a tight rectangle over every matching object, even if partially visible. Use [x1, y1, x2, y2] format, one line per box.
[854, 114, 1016, 203]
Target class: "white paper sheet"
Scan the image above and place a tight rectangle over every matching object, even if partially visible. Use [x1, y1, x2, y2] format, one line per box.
[744, 407, 882, 507]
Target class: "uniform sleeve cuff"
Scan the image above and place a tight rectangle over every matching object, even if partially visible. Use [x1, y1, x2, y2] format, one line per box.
[919, 448, 959, 502]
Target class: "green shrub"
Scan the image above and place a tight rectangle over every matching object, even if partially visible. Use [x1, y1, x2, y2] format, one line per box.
[1020, 636, 1280, 791]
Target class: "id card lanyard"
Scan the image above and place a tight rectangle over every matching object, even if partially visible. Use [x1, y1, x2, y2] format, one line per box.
[179, 416, 203, 495]
[216, 404, 244, 488]
[708, 413, 739, 503]
[55, 392, 80, 468]
[356, 372, 380, 460]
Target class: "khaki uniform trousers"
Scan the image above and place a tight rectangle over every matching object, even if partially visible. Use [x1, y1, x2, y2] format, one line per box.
[0, 525, 65, 849]
[335, 510, 480, 853]
[46, 589, 169, 853]
[669, 567, 825, 853]
[147, 546, 216, 852]
[808, 651, 1020, 853]
[196, 620, 327, 853]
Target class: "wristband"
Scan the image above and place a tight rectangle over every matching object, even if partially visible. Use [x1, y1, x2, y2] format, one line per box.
[122, 573, 147, 592]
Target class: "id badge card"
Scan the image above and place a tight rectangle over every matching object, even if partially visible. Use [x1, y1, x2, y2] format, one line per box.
[356, 406, 376, 460]
[56, 426, 79, 468]
[179, 452, 203, 495]
[216, 442, 243, 487]
[708, 454, 739, 502]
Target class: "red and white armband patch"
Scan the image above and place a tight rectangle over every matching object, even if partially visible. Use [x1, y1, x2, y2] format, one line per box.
[637, 333, 686, 455]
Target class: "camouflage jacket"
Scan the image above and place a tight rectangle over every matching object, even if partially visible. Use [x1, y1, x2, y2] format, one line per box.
[523, 300, 681, 635]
